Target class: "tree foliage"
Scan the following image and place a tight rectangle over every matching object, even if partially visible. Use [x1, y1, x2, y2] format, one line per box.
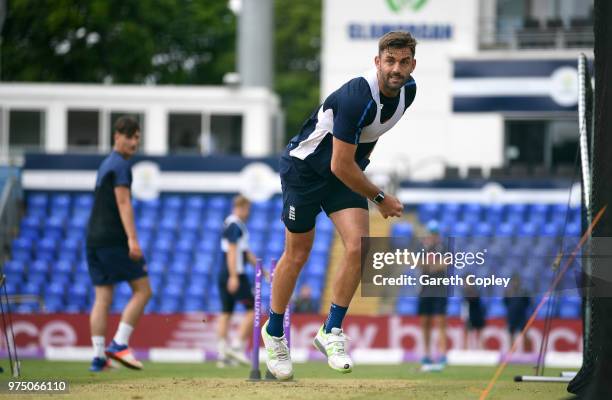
[274, 0, 321, 142]
[2, 0, 236, 84]
[1, 0, 321, 142]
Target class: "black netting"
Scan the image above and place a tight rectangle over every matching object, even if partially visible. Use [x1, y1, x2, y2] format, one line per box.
[568, 0, 612, 397]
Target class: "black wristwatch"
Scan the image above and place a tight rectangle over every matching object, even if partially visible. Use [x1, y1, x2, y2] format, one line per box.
[372, 190, 385, 205]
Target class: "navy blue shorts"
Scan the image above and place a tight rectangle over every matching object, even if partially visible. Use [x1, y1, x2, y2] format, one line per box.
[86, 247, 148, 286]
[280, 175, 368, 233]
[218, 273, 254, 313]
[418, 297, 448, 316]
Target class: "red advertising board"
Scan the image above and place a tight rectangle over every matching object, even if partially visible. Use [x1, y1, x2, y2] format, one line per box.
[0, 313, 582, 354]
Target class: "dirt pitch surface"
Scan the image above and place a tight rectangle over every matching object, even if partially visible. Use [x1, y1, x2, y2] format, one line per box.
[0, 360, 573, 400]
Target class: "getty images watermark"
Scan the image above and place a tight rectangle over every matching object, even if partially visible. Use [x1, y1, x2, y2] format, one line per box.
[368, 247, 512, 289]
[360, 236, 590, 298]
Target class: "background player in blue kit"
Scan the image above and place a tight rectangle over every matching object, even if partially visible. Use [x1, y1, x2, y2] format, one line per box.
[418, 220, 450, 371]
[216, 195, 259, 367]
[261, 31, 417, 380]
[86, 116, 152, 372]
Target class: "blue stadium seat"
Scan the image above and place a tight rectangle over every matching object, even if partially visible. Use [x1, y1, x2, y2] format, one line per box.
[74, 193, 94, 208]
[485, 298, 506, 318]
[197, 239, 217, 253]
[418, 203, 440, 223]
[44, 295, 65, 312]
[137, 217, 156, 231]
[186, 283, 206, 298]
[208, 196, 230, 211]
[447, 297, 462, 317]
[51, 193, 71, 208]
[181, 217, 201, 232]
[19, 227, 39, 241]
[16, 304, 38, 313]
[175, 238, 195, 253]
[21, 215, 43, 230]
[169, 261, 190, 275]
[150, 250, 171, 265]
[391, 222, 413, 238]
[4, 281, 20, 295]
[184, 297, 205, 312]
[29, 260, 50, 274]
[141, 198, 161, 211]
[160, 217, 179, 231]
[27, 193, 48, 209]
[247, 216, 268, 232]
[518, 222, 539, 237]
[68, 215, 88, 229]
[147, 261, 166, 274]
[28, 272, 47, 286]
[395, 297, 417, 315]
[21, 281, 42, 296]
[13, 237, 34, 253]
[163, 195, 183, 210]
[38, 235, 59, 250]
[559, 297, 581, 319]
[52, 260, 73, 274]
[153, 237, 174, 252]
[496, 223, 515, 237]
[111, 296, 131, 313]
[4, 260, 25, 275]
[186, 195, 206, 210]
[166, 274, 186, 288]
[566, 223, 581, 237]
[11, 249, 31, 262]
[541, 223, 561, 237]
[206, 297, 222, 312]
[473, 222, 492, 237]
[158, 298, 181, 313]
[192, 263, 213, 277]
[45, 281, 66, 297]
[451, 222, 471, 237]
[144, 299, 159, 313]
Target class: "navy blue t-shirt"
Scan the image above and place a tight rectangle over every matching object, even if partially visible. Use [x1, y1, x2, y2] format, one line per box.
[221, 221, 248, 276]
[86, 151, 133, 248]
[280, 75, 416, 189]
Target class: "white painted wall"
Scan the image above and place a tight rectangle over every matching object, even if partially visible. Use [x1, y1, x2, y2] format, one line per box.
[0, 84, 280, 157]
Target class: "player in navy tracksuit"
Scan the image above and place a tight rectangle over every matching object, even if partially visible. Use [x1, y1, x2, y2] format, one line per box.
[216, 195, 258, 367]
[86, 116, 152, 372]
[261, 31, 418, 379]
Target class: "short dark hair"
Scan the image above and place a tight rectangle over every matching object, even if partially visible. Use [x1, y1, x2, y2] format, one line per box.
[378, 31, 417, 56]
[114, 116, 140, 137]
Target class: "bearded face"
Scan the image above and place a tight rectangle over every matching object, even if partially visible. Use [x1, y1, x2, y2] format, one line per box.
[375, 47, 416, 95]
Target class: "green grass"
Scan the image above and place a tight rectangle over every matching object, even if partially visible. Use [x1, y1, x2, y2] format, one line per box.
[0, 360, 573, 400]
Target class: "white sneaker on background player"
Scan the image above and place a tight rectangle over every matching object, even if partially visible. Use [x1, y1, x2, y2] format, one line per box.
[313, 325, 353, 373]
[261, 320, 293, 380]
[225, 344, 250, 366]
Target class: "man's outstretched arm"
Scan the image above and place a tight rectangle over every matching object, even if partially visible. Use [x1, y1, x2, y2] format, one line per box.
[330, 137, 403, 218]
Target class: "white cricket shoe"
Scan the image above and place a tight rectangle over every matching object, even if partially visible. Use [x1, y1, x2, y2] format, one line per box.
[261, 320, 293, 380]
[313, 325, 353, 373]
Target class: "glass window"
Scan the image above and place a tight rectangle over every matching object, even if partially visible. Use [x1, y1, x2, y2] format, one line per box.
[210, 114, 242, 155]
[550, 119, 578, 165]
[506, 120, 547, 167]
[9, 110, 45, 151]
[505, 119, 578, 169]
[168, 113, 201, 154]
[68, 110, 99, 149]
[109, 112, 145, 147]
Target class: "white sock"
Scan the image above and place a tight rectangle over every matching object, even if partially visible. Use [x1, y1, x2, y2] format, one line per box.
[113, 322, 134, 346]
[218, 338, 227, 358]
[231, 338, 245, 351]
[92, 336, 106, 358]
